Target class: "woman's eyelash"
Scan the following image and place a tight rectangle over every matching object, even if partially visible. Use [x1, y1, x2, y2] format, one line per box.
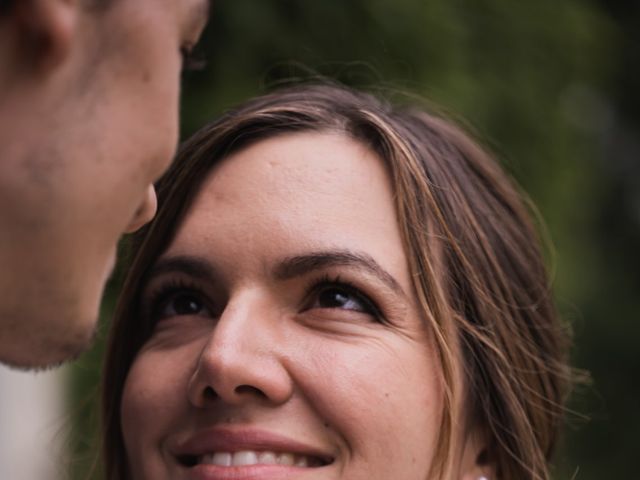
[142, 275, 386, 324]
[305, 274, 385, 321]
[142, 278, 207, 321]
[180, 46, 207, 72]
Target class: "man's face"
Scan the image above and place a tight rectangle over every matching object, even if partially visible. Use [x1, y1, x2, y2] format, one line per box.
[0, 0, 210, 367]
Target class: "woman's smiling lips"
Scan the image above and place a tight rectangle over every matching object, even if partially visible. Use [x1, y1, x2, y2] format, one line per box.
[170, 427, 334, 478]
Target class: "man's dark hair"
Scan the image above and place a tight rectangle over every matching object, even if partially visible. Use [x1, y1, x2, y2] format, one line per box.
[0, 0, 14, 15]
[0, 0, 112, 15]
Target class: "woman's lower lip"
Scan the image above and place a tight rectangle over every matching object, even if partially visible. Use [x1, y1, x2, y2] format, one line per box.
[179, 463, 322, 480]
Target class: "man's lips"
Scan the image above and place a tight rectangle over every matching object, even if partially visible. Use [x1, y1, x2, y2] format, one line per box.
[170, 427, 334, 468]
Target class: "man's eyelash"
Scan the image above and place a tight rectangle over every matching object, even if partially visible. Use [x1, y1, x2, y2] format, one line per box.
[180, 46, 207, 72]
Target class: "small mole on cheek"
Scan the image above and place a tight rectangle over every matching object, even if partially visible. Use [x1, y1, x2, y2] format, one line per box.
[323, 421, 330, 428]
[384, 392, 390, 398]
[142, 69, 151, 83]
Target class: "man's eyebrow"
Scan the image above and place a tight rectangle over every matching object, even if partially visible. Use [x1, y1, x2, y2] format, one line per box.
[188, 0, 212, 33]
[147, 255, 215, 281]
[274, 250, 406, 298]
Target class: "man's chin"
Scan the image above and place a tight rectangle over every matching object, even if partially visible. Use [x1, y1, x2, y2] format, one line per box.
[0, 315, 99, 371]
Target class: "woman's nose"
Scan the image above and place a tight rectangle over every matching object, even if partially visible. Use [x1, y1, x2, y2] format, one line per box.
[187, 298, 293, 408]
[124, 185, 157, 233]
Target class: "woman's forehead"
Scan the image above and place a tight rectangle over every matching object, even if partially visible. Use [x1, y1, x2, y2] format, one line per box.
[189, 132, 393, 222]
[211, 132, 384, 191]
[164, 131, 412, 287]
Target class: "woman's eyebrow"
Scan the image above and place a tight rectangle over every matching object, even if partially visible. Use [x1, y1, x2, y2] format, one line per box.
[147, 255, 214, 281]
[146, 252, 406, 299]
[274, 250, 407, 298]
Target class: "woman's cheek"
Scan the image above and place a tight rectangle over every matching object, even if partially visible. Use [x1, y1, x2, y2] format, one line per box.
[121, 351, 186, 450]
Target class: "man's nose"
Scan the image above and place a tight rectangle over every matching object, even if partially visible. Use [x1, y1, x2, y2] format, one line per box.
[124, 184, 157, 233]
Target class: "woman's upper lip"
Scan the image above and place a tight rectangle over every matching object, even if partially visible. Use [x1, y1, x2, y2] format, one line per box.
[171, 427, 334, 461]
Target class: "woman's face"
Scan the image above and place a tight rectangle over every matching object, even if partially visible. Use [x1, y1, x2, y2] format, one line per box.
[121, 132, 444, 480]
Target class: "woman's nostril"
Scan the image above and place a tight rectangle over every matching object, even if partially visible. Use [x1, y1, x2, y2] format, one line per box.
[235, 384, 266, 398]
[203, 386, 216, 399]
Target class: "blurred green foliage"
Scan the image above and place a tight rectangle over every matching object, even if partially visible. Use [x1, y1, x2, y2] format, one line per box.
[67, 1, 640, 478]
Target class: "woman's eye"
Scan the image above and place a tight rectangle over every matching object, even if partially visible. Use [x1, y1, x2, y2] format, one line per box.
[155, 291, 211, 320]
[310, 284, 378, 317]
[317, 288, 366, 311]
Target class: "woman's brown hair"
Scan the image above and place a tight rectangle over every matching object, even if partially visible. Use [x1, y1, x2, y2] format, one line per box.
[102, 83, 572, 479]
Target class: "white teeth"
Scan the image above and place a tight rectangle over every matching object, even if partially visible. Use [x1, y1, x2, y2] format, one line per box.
[232, 450, 258, 466]
[258, 451, 278, 464]
[277, 453, 294, 465]
[196, 451, 318, 467]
